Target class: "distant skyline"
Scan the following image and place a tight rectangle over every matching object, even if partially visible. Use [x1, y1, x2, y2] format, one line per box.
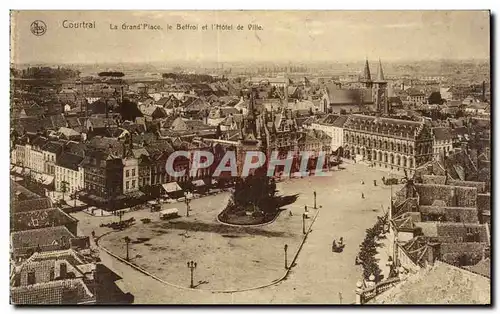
[11, 11, 490, 65]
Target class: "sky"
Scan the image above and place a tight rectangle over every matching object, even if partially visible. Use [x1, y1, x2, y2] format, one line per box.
[10, 10, 490, 64]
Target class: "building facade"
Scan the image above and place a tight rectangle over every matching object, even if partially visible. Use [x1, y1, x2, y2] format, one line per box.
[310, 115, 348, 152]
[343, 114, 434, 174]
[55, 153, 85, 194]
[122, 157, 139, 194]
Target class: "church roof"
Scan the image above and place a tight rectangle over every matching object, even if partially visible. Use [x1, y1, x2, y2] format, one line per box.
[375, 59, 385, 82]
[360, 59, 372, 82]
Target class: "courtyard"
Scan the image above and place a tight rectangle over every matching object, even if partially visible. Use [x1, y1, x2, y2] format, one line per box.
[72, 162, 402, 303]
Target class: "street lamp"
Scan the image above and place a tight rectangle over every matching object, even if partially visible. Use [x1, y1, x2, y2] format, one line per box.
[184, 192, 192, 217]
[187, 260, 197, 288]
[124, 236, 131, 261]
[313, 191, 317, 209]
[117, 210, 125, 223]
[284, 244, 288, 269]
[302, 213, 307, 235]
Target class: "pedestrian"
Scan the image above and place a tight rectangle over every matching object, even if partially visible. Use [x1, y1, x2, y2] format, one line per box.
[289, 211, 293, 217]
[374, 180, 377, 186]
[361, 180, 364, 185]
[362, 193, 365, 199]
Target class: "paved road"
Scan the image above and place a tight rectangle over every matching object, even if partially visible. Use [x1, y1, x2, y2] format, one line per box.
[76, 162, 400, 304]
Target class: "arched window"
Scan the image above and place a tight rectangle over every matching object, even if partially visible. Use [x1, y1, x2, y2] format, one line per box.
[397, 155, 401, 166]
[384, 153, 388, 163]
[397, 144, 401, 152]
[390, 154, 394, 164]
[391, 142, 395, 151]
[409, 158, 413, 168]
[403, 144, 407, 154]
[378, 151, 382, 161]
[384, 141, 388, 149]
[409, 146, 413, 155]
[403, 156, 407, 167]
[378, 140, 382, 148]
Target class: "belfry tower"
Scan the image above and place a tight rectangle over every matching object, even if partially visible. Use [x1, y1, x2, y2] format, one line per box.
[373, 59, 389, 114]
[359, 59, 373, 89]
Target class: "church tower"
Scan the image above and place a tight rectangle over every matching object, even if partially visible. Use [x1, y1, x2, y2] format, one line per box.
[373, 59, 389, 114]
[359, 59, 373, 89]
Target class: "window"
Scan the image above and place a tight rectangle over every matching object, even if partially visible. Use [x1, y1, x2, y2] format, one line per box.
[27, 271, 36, 285]
[132, 180, 136, 188]
[132, 169, 136, 177]
[126, 181, 130, 189]
[126, 170, 130, 178]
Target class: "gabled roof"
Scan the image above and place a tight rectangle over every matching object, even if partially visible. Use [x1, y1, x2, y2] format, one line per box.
[11, 226, 76, 254]
[370, 261, 490, 304]
[433, 127, 453, 141]
[11, 278, 94, 304]
[12, 198, 52, 214]
[57, 152, 84, 171]
[42, 141, 64, 155]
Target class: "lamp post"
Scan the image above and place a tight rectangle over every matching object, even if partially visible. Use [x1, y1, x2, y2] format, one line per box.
[117, 210, 125, 223]
[313, 191, 317, 209]
[302, 213, 307, 235]
[187, 260, 197, 288]
[124, 236, 131, 261]
[184, 192, 192, 217]
[284, 244, 288, 269]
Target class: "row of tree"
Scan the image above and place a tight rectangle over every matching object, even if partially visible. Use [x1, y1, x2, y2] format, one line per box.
[358, 213, 388, 282]
[162, 73, 219, 83]
[11, 67, 80, 80]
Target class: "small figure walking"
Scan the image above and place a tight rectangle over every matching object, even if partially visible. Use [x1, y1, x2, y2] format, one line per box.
[362, 193, 365, 199]
[289, 211, 293, 217]
[361, 180, 365, 185]
[374, 180, 377, 186]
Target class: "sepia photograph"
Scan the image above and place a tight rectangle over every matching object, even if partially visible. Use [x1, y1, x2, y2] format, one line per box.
[9, 10, 491, 305]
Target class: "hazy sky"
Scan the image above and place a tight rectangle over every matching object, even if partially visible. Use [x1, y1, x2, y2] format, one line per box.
[11, 10, 490, 64]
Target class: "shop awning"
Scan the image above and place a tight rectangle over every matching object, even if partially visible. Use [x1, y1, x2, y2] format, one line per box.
[43, 175, 54, 185]
[162, 182, 182, 193]
[192, 179, 205, 187]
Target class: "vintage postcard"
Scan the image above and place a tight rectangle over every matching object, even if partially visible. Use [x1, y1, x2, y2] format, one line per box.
[9, 10, 490, 305]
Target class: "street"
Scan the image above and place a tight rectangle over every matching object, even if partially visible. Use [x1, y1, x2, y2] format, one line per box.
[73, 162, 400, 304]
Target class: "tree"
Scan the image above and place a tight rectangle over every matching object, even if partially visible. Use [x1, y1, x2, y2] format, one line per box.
[98, 71, 125, 77]
[428, 92, 443, 105]
[60, 181, 69, 200]
[215, 124, 222, 139]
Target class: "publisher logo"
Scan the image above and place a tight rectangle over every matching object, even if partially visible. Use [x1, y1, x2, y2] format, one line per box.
[30, 20, 47, 36]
